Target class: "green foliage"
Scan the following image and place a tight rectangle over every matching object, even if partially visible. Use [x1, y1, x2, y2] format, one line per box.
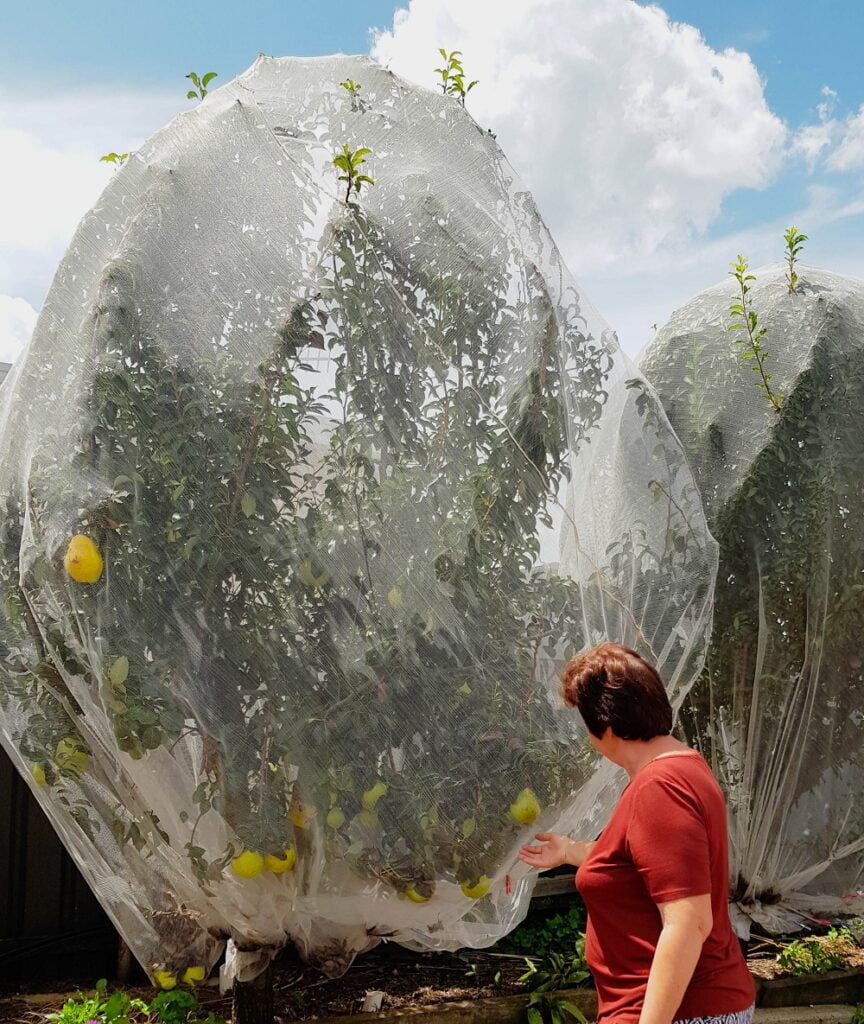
[43, 978, 225, 1024]
[340, 78, 364, 111]
[520, 952, 589, 1024]
[728, 255, 782, 412]
[852, 1004, 864, 1024]
[434, 49, 479, 105]
[776, 929, 855, 976]
[498, 904, 587, 958]
[783, 226, 808, 294]
[332, 144, 375, 203]
[100, 152, 130, 168]
[186, 71, 217, 101]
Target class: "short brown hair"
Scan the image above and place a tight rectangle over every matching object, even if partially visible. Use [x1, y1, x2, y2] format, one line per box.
[561, 642, 672, 741]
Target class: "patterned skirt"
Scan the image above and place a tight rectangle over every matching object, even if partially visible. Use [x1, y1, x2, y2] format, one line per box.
[674, 1006, 755, 1024]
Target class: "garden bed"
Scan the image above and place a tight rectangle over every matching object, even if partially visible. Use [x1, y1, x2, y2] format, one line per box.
[2, 923, 864, 1024]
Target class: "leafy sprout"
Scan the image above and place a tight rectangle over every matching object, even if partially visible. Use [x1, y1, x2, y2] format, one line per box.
[728, 255, 782, 412]
[783, 225, 808, 294]
[434, 49, 479, 106]
[99, 152, 130, 168]
[186, 71, 218, 101]
[341, 78, 364, 112]
[333, 144, 375, 204]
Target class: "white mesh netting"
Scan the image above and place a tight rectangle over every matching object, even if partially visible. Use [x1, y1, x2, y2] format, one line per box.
[640, 262, 864, 935]
[0, 55, 715, 984]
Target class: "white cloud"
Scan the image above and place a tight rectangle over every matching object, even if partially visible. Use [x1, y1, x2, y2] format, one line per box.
[0, 295, 38, 365]
[371, 0, 787, 275]
[826, 104, 864, 172]
[0, 88, 185, 308]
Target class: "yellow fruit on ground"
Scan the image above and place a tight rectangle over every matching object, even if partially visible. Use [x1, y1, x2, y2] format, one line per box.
[264, 846, 297, 874]
[510, 787, 541, 826]
[361, 781, 388, 810]
[403, 885, 431, 903]
[182, 966, 206, 985]
[63, 534, 104, 584]
[290, 802, 317, 829]
[298, 560, 329, 587]
[55, 737, 89, 777]
[231, 849, 264, 878]
[357, 809, 378, 829]
[387, 586, 403, 608]
[326, 807, 346, 829]
[32, 763, 48, 787]
[154, 970, 177, 990]
[461, 875, 491, 900]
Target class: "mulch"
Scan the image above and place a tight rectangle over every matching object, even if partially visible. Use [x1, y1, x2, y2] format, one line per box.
[0, 945, 530, 1024]
[2, 937, 862, 1023]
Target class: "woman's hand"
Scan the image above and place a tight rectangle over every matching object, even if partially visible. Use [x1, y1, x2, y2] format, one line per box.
[518, 833, 595, 870]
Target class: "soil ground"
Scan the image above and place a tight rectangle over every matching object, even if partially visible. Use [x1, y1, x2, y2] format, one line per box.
[1, 938, 862, 1024]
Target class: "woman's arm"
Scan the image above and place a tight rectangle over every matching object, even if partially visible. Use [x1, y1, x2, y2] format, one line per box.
[639, 894, 713, 1024]
[518, 833, 596, 870]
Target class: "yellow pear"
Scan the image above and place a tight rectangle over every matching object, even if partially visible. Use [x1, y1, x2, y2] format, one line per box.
[361, 781, 388, 810]
[230, 850, 264, 878]
[264, 846, 296, 874]
[461, 875, 491, 900]
[32, 762, 48, 787]
[403, 885, 431, 903]
[154, 970, 177, 990]
[387, 587, 403, 607]
[509, 787, 541, 825]
[63, 534, 104, 584]
[326, 807, 346, 829]
[357, 809, 378, 829]
[298, 560, 329, 587]
[182, 966, 206, 986]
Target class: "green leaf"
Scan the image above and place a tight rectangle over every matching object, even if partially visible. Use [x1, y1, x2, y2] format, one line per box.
[461, 817, 476, 838]
[241, 491, 257, 518]
[202, 72, 218, 86]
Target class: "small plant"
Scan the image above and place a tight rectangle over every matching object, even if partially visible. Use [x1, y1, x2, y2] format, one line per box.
[434, 49, 478, 106]
[339, 76, 362, 110]
[783, 225, 808, 293]
[100, 152, 130, 168]
[42, 978, 225, 1024]
[728, 255, 782, 412]
[776, 929, 855, 976]
[852, 1003, 864, 1024]
[520, 953, 589, 1024]
[332, 144, 375, 203]
[519, 947, 590, 992]
[45, 978, 148, 1024]
[186, 71, 217, 101]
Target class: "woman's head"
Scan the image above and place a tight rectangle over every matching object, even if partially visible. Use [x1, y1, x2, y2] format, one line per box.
[561, 642, 672, 742]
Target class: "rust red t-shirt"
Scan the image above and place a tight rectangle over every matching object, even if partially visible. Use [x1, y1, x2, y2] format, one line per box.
[575, 751, 754, 1024]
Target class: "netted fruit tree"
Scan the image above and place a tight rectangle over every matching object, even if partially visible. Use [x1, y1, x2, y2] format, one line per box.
[640, 263, 864, 935]
[0, 55, 715, 992]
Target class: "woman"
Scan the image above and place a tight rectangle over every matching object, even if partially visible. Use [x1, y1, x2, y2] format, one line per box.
[518, 643, 754, 1024]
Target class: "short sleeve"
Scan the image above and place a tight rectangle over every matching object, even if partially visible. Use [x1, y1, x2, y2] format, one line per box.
[625, 775, 711, 904]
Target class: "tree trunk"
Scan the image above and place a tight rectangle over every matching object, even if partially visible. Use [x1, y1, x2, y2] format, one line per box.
[232, 961, 275, 1024]
[116, 935, 134, 984]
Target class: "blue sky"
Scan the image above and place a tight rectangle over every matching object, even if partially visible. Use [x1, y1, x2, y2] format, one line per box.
[1, 0, 862, 359]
